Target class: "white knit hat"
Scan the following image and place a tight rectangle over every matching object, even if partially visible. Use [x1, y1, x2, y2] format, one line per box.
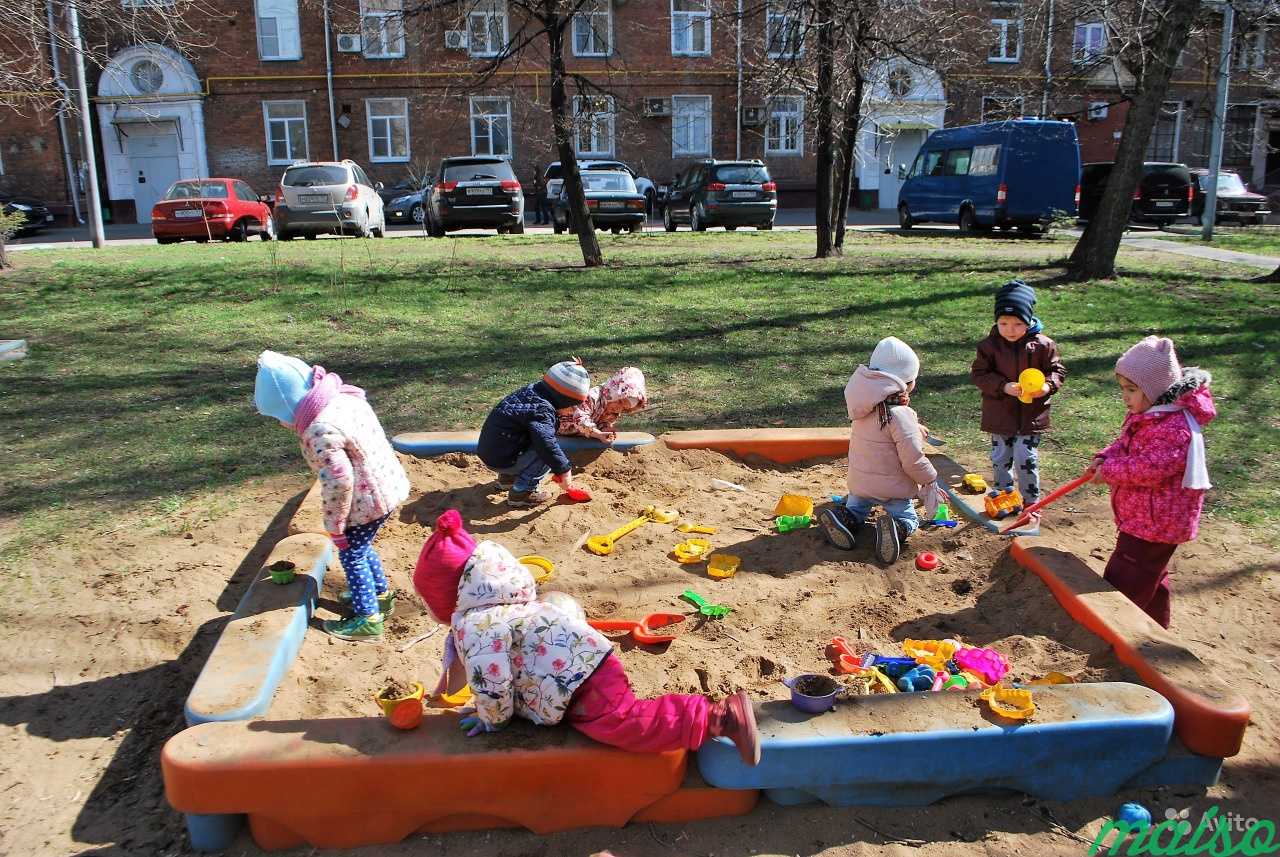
[868, 336, 920, 386]
[543, 358, 591, 401]
[1116, 336, 1182, 402]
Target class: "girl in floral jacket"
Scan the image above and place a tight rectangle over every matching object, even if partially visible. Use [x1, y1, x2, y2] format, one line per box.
[1092, 336, 1215, 629]
[414, 510, 760, 765]
[254, 350, 410, 641]
[557, 367, 648, 443]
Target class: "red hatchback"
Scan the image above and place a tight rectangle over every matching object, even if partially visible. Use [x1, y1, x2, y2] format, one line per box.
[151, 178, 276, 244]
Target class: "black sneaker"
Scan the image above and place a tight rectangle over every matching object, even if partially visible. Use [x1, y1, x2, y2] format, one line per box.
[874, 515, 901, 565]
[508, 487, 552, 507]
[819, 507, 857, 551]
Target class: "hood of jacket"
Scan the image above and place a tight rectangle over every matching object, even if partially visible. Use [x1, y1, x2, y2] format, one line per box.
[454, 540, 537, 616]
[845, 365, 907, 421]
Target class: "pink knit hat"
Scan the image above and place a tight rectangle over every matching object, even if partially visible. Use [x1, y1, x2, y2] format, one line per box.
[1116, 336, 1182, 403]
[413, 509, 476, 623]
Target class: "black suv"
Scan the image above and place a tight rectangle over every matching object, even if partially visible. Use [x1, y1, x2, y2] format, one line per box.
[427, 156, 525, 236]
[662, 160, 777, 232]
[1079, 162, 1192, 227]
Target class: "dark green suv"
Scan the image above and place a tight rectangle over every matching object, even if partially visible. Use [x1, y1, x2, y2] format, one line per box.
[662, 160, 777, 232]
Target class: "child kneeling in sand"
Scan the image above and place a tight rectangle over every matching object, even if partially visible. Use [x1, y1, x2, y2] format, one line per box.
[819, 337, 942, 565]
[413, 510, 760, 764]
[557, 367, 648, 444]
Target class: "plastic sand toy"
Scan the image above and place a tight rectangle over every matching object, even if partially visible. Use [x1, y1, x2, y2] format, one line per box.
[1001, 469, 1095, 533]
[589, 613, 687, 645]
[438, 684, 473, 706]
[562, 486, 592, 503]
[676, 522, 718, 534]
[375, 681, 425, 719]
[983, 488, 1024, 520]
[586, 505, 679, 555]
[267, 560, 296, 585]
[707, 554, 741, 579]
[773, 494, 814, 518]
[516, 555, 554, 584]
[915, 551, 941, 571]
[953, 647, 1010, 686]
[681, 590, 732, 618]
[1017, 368, 1046, 404]
[775, 514, 812, 533]
[672, 538, 712, 563]
[981, 685, 1036, 720]
[962, 473, 988, 494]
[1030, 671, 1076, 686]
[827, 637, 866, 675]
[903, 639, 961, 670]
[782, 674, 841, 713]
[896, 665, 936, 693]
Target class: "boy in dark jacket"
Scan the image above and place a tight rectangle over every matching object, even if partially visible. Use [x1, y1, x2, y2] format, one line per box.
[970, 280, 1066, 507]
[478, 359, 590, 506]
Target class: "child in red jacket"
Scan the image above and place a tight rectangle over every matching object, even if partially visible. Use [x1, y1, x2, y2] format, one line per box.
[1091, 336, 1215, 629]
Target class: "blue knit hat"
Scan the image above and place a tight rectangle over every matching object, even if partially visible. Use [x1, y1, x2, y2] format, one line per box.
[254, 350, 313, 425]
[994, 280, 1036, 326]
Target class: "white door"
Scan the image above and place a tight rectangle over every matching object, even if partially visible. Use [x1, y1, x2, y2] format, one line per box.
[879, 130, 924, 210]
[127, 132, 181, 223]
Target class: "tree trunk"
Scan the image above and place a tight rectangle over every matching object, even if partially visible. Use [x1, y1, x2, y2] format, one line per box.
[813, 0, 837, 258]
[1067, 0, 1201, 280]
[546, 13, 603, 267]
[833, 72, 865, 252]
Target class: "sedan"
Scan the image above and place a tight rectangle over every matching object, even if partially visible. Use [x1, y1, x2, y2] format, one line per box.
[152, 178, 275, 243]
[1191, 169, 1270, 226]
[1, 195, 55, 234]
[552, 170, 646, 234]
[385, 186, 428, 224]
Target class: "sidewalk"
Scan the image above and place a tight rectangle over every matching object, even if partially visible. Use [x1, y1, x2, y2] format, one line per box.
[1122, 237, 1280, 271]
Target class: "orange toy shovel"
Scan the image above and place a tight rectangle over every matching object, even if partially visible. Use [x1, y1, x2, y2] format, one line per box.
[1001, 469, 1095, 533]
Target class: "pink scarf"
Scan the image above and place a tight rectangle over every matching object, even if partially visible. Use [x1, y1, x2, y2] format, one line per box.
[293, 366, 366, 436]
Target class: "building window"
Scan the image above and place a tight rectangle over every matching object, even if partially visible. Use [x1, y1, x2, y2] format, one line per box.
[263, 100, 308, 164]
[470, 96, 511, 157]
[672, 94, 711, 157]
[672, 0, 710, 56]
[129, 60, 164, 94]
[573, 95, 615, 157]
[1145, 101, 1181, 162]
[766, 4, 803, 58]
[981, 95, 1024, 121]
[367, 97, 409, 162]
[572, 0, 611, 57]
[1234, 27, 1266, 71]
[765, 95, 803, 155]
[989, 3, 1022, 63]
[362, 0, 405, 58]
[1224, 104, 1258, 165]
[256, 0, 301, 60]
[1073, 21, 1106, 63]
[1087, 101, 1109, 120]
[121, 0, 175, 7]
[468, 0, 508, 58]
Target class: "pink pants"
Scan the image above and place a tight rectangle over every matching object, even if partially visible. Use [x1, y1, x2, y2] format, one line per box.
[566, 654, 711, 753]
[1103, 531, 1177, 629]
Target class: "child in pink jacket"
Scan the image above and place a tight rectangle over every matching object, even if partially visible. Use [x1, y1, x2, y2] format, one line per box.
[557, 367, 647, 443]
[413, 510, 760, 765]
[1092, 336, 1215, 628]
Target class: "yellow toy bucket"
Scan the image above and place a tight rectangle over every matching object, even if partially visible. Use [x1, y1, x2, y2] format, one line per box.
[707, 553, 741, 579]
[773, 494, 814, 518]
[374, 681, 425, 718]
[673, 538, 712, 564]
[1017, 368, 1046, 404]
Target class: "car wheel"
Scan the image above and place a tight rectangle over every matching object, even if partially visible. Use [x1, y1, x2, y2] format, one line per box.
[758, 221, 773, 231]
[411, 203, 425, 225]
[305, 233, 317, 241]
[156, 237, 178, 245]
[228, 220, 249, 242]
[278, 231, 294, 241]
[663, 205, 677, 232]
[553, 221, 565, 234]
[195, 237, 209, 244]
[898, 204, 914, 230]
[725, 225, 737, 231]
[511, 222, 525, 235]
[691, 205, 706, 232]
[958, 207, 978, 234]
[260, 216, 276, 241]
[610, 226, 622, 235]
[629, 222, 643, 234]
[1017, 224, 1040, 236]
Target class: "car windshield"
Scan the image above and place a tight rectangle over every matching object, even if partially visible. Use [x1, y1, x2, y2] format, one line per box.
[1142, 164, 1188, 181]
[444, 161, 515, 182]
[1201, 173, 1247, 195]
[283, 166, 349, 187]
[545, 164, 563, 180]
[712, 164, 771, 184]
[582, 173, 636, 193]
[165, 181, 228, 200]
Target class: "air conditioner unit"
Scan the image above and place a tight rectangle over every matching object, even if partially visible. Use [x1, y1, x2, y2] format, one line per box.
[644, 97, 671, 117]
[1087, 101, 1108, 121]
[444, 29, 468, 50]
[336, 33, 361, 53]
[741, 106, 765, 126]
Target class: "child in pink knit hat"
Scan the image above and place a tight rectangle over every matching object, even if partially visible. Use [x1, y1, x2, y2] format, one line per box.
[1090, 336, 1215, 628]
[413, 510, 761, 765]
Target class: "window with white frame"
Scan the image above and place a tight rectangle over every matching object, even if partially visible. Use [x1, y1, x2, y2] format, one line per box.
[255, 0, 301, 60]
[573, 95, 615, 157]
[766, 4, 803, 58]
[989, 3, 1022, 63]
[573, 0, 611, 57]
[367, 98, 409, 162]
[671, 0, 710, 56]
[468, 0, 508, 57]
[263, 100, 308, 164]
[765, 96, 803, 155]
[1145, 101, 1181, 161]
[1073, 20, 1105, 63]
[362, 0, 405, 58]
[1234, 27, 1266, 71]
[672, 94, 711, 157]
[1224, 104, 1259, 164]
[470, 96, 512, 157]
[981, 94, 1023, 121]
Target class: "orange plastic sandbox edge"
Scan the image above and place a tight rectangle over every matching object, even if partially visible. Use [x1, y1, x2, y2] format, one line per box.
[662, 428, 848, 464]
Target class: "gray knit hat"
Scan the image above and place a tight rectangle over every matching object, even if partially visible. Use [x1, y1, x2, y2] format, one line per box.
[543, 358, 591, 401]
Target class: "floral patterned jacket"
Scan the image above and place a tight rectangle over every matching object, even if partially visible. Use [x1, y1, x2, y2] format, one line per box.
[452, 541, 612, 728]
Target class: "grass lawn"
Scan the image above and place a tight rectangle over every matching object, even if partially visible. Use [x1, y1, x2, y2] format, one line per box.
[2, 230, 1277, 570]
[1157, 226, 1280, 259]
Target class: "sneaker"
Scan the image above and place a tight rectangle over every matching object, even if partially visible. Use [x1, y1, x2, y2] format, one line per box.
[338, 589, 396, 617]
[708, 690, 761, 766]
[818, 507, 857, 551]
[322, 613, 384, 642]
[508, 487, 552, 507]
[874, 515, 901, 565]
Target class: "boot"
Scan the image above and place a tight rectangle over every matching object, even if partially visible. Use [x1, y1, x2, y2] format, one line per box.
[708, 690, 761, 766]
[874, 515, 901, 565]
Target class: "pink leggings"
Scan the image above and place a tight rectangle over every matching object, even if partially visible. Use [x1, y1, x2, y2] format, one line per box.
[566, 654, 711, 753]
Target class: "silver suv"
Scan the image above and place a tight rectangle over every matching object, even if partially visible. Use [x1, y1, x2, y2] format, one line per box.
[275, 160, 387, 240]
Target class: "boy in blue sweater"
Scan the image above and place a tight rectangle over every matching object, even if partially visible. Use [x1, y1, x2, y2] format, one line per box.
[478, 359, 590, 506]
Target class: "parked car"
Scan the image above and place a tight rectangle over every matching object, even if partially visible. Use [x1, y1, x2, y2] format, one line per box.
[427, 156, 525, 236]
[274, 160, 386, 240]
[1190, 169, 1270, 226]
[897, 119, 1080, 233]
[544, 160, 656, 217]
[662, 159, 777, 232]
[1, 194, 54, 234]
[379, 175, 432, 224]
[1078, 161, 1192, 227]
[552, 169, 646, 234]
[151, 178, 275, 244]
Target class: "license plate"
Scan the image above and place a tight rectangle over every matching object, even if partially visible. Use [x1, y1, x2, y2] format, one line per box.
[601, 201, 624, 209]
[1155, 201, 1175, 208]
[466, 187, 491, 196]
[301, 194, 329, 204]
[174, 209, 202, 218]
[44, 214, 54, 222]
[732, 191, 757, 199]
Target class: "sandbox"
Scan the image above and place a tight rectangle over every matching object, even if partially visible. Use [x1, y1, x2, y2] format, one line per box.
[165, 432, 1248, 851]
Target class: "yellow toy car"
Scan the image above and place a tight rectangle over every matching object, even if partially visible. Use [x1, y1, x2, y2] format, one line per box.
[984, 488, 1023, 520]
[962, 473, 988, 494]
